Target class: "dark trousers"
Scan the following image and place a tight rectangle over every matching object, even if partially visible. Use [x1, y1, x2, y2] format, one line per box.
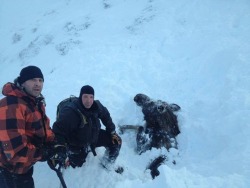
[0, 167, 34, 188]
[96, 129, 121, 163]
[96, 129, 115, 147]
[68, 129, 121, 167]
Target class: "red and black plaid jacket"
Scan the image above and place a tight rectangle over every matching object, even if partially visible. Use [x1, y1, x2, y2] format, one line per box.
[0, 82, 54, 174]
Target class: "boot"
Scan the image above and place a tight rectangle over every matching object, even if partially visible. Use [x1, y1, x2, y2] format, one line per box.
[101, 143, 121, 169]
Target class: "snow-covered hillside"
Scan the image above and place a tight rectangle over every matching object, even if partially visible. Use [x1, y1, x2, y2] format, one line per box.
[0, 0, 249, 187]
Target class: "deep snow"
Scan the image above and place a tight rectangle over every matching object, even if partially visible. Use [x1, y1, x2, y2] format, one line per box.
[0, 0, 250, 187]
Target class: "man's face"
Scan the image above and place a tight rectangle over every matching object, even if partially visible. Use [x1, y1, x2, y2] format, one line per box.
[81, 94, 94, 109]
[21, 78, 44, 97]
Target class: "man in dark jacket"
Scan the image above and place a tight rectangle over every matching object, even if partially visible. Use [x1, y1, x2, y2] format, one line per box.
[134, 93, 181, 154]
[52, 85, 122, 170]
[0, 66, 56, 188]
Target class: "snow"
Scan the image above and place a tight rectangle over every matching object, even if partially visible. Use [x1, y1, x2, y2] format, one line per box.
[0, 0, 250, 187]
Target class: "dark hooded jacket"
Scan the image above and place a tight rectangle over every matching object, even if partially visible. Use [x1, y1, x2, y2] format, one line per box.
[53, 98, 116, 149]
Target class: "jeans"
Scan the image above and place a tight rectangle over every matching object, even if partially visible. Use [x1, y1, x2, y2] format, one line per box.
[0, 166, 34, 188]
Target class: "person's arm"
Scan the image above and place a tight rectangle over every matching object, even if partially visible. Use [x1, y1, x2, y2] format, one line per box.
[96, 101, 116, 133]
[96, 101, 122, 145]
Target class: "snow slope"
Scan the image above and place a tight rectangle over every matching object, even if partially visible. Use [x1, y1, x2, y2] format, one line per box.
[0, 0, 249, 187]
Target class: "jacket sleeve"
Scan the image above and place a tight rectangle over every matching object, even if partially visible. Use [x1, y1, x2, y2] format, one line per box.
[0, 102, 41, 164]
[52, 107, 80, 145]
[96, 101, 116, 134]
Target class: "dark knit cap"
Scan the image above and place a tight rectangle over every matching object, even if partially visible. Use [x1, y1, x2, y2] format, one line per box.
[18, 66, 44, 84]
[79, 85, 94, 97]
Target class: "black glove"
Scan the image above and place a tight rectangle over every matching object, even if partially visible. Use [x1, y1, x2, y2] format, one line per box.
[49, 145, 67, 167]
[39, 143, 55, 162]
[68, 148, 88, 168]
[111, 132, 122, 145]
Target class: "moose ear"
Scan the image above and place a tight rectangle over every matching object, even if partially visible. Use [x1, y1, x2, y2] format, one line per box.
[169, 104, 181, 112]
[134, 93, 150, 106]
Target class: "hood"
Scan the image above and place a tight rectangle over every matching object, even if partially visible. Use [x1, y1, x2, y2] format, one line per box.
[2, 82, 25, 98]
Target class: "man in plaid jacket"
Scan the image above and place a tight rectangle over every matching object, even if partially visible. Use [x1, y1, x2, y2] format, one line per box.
[0, 66, 56, 188]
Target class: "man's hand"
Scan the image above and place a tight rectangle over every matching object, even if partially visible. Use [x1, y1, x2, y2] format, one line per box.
[111, 132, 122, 145]
[68, 150, 87, 168]
[49, 145, 67, 167]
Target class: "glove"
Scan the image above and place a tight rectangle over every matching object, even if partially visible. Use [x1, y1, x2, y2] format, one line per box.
[68, 149, 88, 168]
[111, 132, 122, 145]
[49, 145, 67, 167]
[39, 143, 55, 162]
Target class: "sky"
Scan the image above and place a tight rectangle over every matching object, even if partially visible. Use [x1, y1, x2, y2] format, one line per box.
[0, 0, 250, 187]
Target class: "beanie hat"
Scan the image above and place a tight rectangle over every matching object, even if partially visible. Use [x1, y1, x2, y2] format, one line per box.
[18, 66, 44, 84]
[79, 85, 94, 98]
